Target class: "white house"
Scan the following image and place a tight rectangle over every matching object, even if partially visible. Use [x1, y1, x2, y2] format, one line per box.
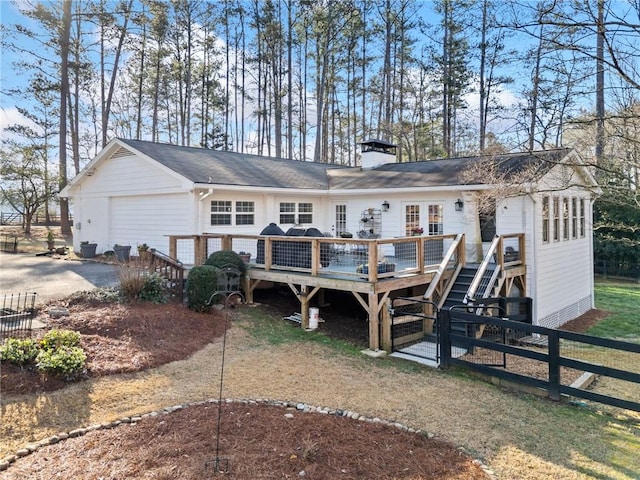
[61, 138, 600, 331]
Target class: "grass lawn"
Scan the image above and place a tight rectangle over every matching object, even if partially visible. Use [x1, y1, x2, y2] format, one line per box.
[590, 281, 640, 339]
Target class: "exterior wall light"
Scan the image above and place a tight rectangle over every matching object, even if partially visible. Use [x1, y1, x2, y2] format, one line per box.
[382, 201, 390, 212]
[455, 199, 464, 211]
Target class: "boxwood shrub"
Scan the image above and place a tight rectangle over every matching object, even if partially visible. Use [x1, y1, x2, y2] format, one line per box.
[204, 250, 246, 275]
[186, 265, 220, 312]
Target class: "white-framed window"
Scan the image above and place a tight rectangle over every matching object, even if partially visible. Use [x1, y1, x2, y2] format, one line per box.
[571, 197, 577, 239]
[580, 198, 585, 237]
[542, 196, 549, 243]
[235, 201, 255, 225]
[210, 200, 254, 226]
[553, 197, 560, 242]
[405, 204, 420, 235]
[335, 204, 347, 236]
[562, 197, 569, 240]
[427, 204, 443, 235]
[279, 202, 313, 225]
[211, 200, 232, 225]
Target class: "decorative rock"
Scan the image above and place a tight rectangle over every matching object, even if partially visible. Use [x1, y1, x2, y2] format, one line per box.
[48, 307, 70, 318]
[284, 413, 294, 419]
[15, 449, 30, 458]
[0, 461, 10, 471]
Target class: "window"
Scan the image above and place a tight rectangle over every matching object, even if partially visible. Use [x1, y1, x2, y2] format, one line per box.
[427, 204, 443, 235]
[211, 200, 254, 226]
[562, 198, 569, 240]
[298, 203, 313, 224]
[580, 199, 585, 237]
[405, 204, 420, 235]
[279, 202, 313, 225]
[235, 201, 255, 225]
[335, 204, 347, 236]
[211, 200, 232, 225]
[542, 196, 549, 243]
[571, 198, 577, 239]
[553, 197, 560, 241]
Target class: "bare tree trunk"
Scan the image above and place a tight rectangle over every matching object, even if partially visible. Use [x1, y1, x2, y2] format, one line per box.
[595, 0, 605, 165]
[59, 0, 72, 236]
[528, 26, 543, 151]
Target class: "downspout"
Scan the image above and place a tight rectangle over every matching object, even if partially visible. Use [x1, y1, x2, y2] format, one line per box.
[198, 188, 214, 233]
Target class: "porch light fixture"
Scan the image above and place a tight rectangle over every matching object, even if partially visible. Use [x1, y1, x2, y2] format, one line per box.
[455, 199, 464, 212]
[382, 201, 390, 212]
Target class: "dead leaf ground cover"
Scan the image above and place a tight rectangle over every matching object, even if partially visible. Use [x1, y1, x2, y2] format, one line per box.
[0, 285, 638, 479]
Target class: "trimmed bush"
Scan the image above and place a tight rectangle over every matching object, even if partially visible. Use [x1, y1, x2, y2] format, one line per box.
[205, 250, 246, 275]
[36, 346, 86, 378]
[39, 329, 81, 352]
[0, 338, 39, 365]
[139, 273, 167, 303]
[186, 265, 220, 312]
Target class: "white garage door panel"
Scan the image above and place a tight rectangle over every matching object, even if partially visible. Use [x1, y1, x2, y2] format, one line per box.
[110, 194, 192, 253]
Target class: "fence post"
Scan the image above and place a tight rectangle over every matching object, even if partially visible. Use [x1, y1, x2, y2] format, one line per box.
[548, 329, 560, 401]
[439, 309, 451, 368]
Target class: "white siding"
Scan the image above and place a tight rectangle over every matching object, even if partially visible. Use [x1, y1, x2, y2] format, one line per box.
[81, 152, 186, 195]
[530, 187, 593, 327]
[109, 194, 193, 255]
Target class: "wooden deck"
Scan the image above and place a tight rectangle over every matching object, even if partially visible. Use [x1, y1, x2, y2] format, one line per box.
[167, 233, 526, 353]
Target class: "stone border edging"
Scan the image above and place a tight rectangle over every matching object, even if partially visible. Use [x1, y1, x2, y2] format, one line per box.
[0, 397, 496, 478]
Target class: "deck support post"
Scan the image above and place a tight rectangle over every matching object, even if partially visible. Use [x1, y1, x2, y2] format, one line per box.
[367, 292, 379, 350]
[287, 284, 321, 329]
[380, 299, 392, 352]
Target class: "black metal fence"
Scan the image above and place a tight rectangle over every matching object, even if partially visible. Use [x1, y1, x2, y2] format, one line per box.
[0, 292, 37, 340]
[594, 259, 640, 281]
[440, 307, 640, 413]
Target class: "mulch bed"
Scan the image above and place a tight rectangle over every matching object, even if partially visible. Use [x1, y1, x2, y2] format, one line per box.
[2, 402, 488, 479]
[1, 301, 225, 395]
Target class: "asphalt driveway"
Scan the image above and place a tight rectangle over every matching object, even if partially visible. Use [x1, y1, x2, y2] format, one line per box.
[0, 252, 119, 304]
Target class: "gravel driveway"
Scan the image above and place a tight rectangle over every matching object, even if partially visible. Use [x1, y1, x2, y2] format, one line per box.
[0, 252, 119, 303]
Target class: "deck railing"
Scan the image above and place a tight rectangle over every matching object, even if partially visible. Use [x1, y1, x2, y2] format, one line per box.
[168, 233, 461, 282]
[422, 233, 466, 307]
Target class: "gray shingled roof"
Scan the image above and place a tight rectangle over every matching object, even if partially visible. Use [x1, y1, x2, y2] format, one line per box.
[329, 149, 571, 189]
[119, 138, 344, 189]
[118, 139, 571, 191]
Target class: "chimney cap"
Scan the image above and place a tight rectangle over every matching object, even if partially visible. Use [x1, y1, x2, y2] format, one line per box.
[360, 138, 397, 150]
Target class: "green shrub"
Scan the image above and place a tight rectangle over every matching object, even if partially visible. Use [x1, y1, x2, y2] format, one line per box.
[186, 265, 220, 312]
[36, 346, 86, 378]
[118, 266, 167, 303]
[39, 329, 81, 352]
[205, 250, 246, 275]
[66, 287, 121, 306]
[139, 273, 167, 303]
[0, 338, 39, 365]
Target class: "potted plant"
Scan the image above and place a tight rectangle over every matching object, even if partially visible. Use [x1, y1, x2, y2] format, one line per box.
[80, 240, 97, 258]
[238, 251, 251, 263]
[137, 243, 151, 262]
[411, 226, 424, 236]
[46, 230, 55, 250]
[113, 243, 132, 262]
